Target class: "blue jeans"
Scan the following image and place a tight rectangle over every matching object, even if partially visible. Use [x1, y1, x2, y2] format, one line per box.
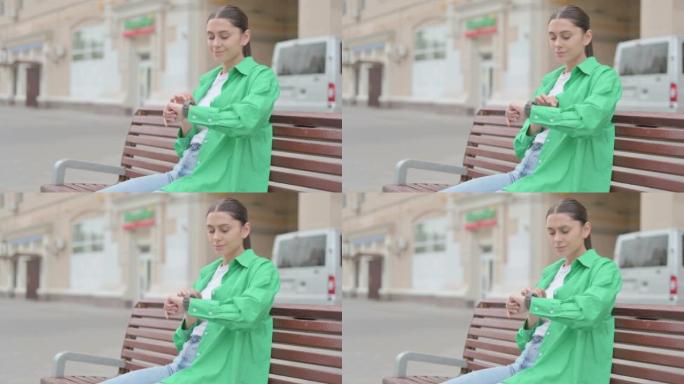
[440, 335, 543, 384]
[98, 143, 201, 192]
[440, 142, 543, 192]
[100, 335, 201, 384]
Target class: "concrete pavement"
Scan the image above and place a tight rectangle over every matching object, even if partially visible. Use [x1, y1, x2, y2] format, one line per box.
[0, 105, 131, 191]
[343, 105, 474, 191]
[0, 298, 130, 384]
[343, 297, 474, 384]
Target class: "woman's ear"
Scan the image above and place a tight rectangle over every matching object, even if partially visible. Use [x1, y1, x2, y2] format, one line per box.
[582, 221, 592, 241]
[583, 29, 593, 48]
[241, 29, 251, 47]
[241, 222, 251, 239]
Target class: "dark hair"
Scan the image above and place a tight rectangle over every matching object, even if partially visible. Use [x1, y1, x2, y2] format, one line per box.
[546, 198, 592, 250]
[207, 198, 251, 249]
[207, 5, 251, 57]
[549, 5, 593, 58]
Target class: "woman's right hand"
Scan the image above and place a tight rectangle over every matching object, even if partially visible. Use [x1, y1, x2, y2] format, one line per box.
[505, 102, 525, 126]
[170, 92, 194, 105]
[164, 295, 179, 319]
[177, 288, 201, 299]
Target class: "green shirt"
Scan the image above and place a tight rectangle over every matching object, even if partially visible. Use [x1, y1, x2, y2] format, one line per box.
[504, 57, 622, 192]
[162, 249, 280, 384]
[504, 249, 622, 384]
[162, 57, 280, 192]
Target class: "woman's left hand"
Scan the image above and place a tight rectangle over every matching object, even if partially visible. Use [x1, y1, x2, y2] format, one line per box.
[535, 94, 558, 107]
[168, 296, 186, 316]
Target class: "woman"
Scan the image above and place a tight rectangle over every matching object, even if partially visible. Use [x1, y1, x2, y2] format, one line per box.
[442, 5, 622, 192]
[100, 5, 280, 192]
[442, 198, 622, 384]
[103, 198, 280, 384]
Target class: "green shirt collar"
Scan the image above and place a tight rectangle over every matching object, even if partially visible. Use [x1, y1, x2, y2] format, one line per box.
[207, 56, 258, 79]
[207, 248, 258, 271]
[568, 248, 599, 269]
[551, 56, 600, 78]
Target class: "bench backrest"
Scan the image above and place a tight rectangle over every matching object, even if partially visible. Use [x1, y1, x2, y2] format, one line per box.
[119, 300, 342, 384]
[463, 299, 684, 383]
[465, 107, 684, 191]
[120, 107, 342, 192]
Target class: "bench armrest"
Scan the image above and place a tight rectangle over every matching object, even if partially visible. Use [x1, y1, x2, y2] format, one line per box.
[394, 159, 467, 184]
[53, 351, 125, 377]
[394, 351, 467, 377]
[52, 159, 125, 185]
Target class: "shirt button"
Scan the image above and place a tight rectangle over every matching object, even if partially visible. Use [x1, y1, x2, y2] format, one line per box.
[192, 115, 196, 119]
[550, 119, 555, 122]
[208, 118, 213, 122]
[550, 310, 554, 313]
[535, 115, 539, 119]
[209, 312, 213, 315]
[535, 307, 539, 311]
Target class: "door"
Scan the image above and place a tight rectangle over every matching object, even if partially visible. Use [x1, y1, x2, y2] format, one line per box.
[368, 257, 382, 299]
[26, 257, 41, 300]
[480, 245, 493, 299]
[368, 64, 382, 107]
[479, 53, 494, 107]
[137, 242, 152, 299]
[137, 52, 151, 107]
[26, 65, 40, 107]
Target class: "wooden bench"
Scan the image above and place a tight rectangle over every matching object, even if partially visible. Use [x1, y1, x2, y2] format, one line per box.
[382, 299, 684, 384]
[40, 107, 342, 192]
[40, 299, 342, 384]
[383, 107, 684, 192]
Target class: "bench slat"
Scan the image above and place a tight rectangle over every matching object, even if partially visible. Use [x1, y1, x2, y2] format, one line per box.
[613, 112, 684, 128]
[273, 125, 342, 141]
[611, 361, 684, 383]
[271, 155, 342, 176]
[272, 317, 342, 334]
[614, 138, 684, 158]
[124, 327, 174, 342]
[615, 124, 684, 141]
[127, 317, 179, 331]
[272, 331, 342, 351]
[269, 362, 341, 384]
[611, 170, 684, 191]
[465, 338, 519, 356]
[463, 349, 515, 366]
[272, 138, 342, 158]
[122, 147, 178, 164]
[121, 348, 173, 366]
[128, 124, 179, 138]
[463, 157, 516, 174]
[121, 157, 174, 174]
[122, 339, 177, 356]
[613, 346, 684, 370]
[271, 347, 342, 368]
[125, 134, 175, 150]
[271, 112, 342, 128]
[614, 155, 684, 176]
[269, 170, 341, 191]
[467, 135, 514, 150]
[615, 317, 684, 334]
[464, 147, 519, 164]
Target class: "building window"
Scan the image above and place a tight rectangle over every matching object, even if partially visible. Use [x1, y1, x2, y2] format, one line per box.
[72, 24, 105, 61]
[72, 217, 105, 253]
[0, 1, 5, 16]
[414, 25, 447, 61]
[413, 217, 447, 254]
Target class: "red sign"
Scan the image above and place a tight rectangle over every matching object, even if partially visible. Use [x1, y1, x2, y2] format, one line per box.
[465, 218, 497, 231]
[123, 218, 155, 230]
[123, 26, 155, 38]
[465, 26, 497, 38]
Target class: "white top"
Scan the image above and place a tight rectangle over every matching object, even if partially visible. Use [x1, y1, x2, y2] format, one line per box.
[190, 70, 230, 146]
[191, 262, 230, 337]
[533, 263, 572, 337]
[534, 71, 571, 144]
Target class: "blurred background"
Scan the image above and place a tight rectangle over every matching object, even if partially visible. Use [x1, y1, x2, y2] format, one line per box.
[0, 192, 341, 383]
[342, 0, 684, 190]
[342, 192, 684, 383]
[0, 0, 342, 190]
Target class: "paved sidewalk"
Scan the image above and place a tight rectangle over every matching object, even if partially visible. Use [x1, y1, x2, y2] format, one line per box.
[343, 297, 474, 384]
[0, 106, 131, 191]
[343, 106, 474, 191]
[0, 298, 130, 384]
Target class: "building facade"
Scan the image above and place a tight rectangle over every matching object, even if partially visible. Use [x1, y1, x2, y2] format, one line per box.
[0, 192, 341, 305]
[0, 0, 340, 113]
[340, 193, 682, 305]
[342, 0, 646, 113]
